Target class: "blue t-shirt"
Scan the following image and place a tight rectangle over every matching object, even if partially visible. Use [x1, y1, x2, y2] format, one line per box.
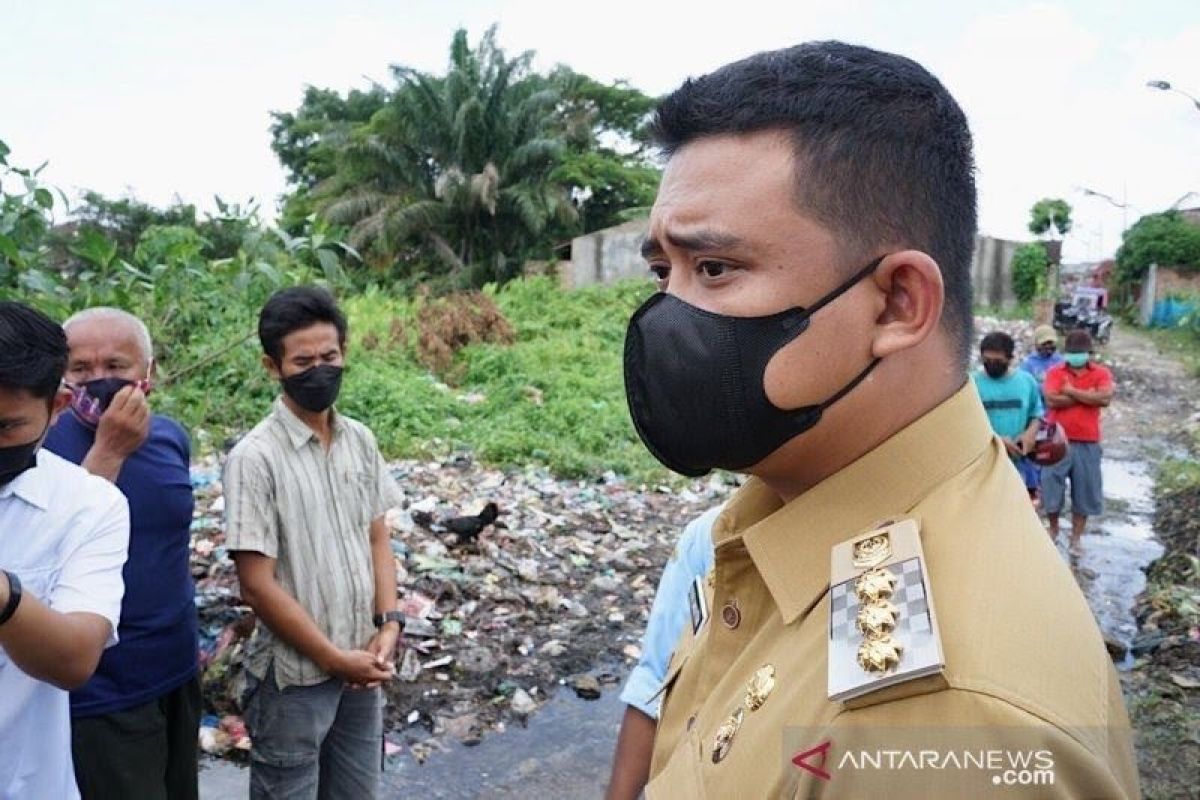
[1020, 352, 1064, 386]
[971, 369, 1044, 442]
[45, 411, 198, 717]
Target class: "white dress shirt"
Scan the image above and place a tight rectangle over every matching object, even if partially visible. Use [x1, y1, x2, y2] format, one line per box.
[0, 449, 129, 800]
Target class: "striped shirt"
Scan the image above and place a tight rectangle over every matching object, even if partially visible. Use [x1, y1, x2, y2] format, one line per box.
[223, 398, 401, 689]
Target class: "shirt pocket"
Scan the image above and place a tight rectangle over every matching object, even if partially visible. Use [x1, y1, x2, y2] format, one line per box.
[341, 469, 377, 530]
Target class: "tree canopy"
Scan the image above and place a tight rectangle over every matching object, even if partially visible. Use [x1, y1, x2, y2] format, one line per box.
[1115, 211, 1200, 285]
[1028, 198, 1073, 238]
[269, 26, 660, 287]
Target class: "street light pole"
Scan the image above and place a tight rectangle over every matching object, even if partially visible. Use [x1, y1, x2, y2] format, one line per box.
[1146, 80, 1200, 112]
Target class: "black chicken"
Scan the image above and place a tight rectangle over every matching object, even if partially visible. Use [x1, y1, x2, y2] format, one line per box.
[443, 502, 500, 546]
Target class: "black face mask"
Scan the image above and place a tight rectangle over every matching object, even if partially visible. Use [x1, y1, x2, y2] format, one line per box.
[983, 361, 1009, 379]
[0, 417, 50, 488]
[624, 256, 884, 477]
[281, 364, 344, 413]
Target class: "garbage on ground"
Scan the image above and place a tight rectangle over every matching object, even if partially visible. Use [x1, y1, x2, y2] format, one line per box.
[190, 451, 734, 763]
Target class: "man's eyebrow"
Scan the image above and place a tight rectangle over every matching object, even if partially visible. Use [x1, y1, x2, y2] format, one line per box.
[640, 237, 664, 259]
[640, 230, 746, 259]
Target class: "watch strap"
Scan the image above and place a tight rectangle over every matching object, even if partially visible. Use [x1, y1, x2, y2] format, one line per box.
[0, 570, 22, 626]
[373, 610, 404, 629]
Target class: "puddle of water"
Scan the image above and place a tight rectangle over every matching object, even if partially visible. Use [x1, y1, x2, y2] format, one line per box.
[1058, 458, 1164, 667]
[1100, 459, 1155, 516]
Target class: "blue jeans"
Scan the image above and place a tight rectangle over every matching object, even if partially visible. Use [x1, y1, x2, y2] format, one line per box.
[243, 665, 382, 800]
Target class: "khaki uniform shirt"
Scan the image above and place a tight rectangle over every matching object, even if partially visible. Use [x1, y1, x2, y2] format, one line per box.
[224, 398, 401, 689]
[648, 385, 1139, 799]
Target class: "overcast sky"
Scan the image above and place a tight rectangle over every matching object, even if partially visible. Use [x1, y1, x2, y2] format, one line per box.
[2, 0, 1197, 262]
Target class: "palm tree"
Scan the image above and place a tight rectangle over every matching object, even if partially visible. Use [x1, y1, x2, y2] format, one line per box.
[321, 27, 576, 283]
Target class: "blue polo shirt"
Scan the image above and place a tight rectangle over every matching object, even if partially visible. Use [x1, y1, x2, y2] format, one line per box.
[45, 411, 198, 717]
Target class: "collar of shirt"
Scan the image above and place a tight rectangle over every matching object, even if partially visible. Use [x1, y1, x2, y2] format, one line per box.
[0, 449, 52, 510]
[711, 382, 992, 626]
[271, 396, 345, 449]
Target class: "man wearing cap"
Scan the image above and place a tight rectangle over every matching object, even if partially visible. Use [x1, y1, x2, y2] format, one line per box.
[1021, 325, 1064, 387]
[1041, 330, 1114, 549]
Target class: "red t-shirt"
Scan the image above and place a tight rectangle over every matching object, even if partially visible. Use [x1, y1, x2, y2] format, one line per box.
[1044, 362, 1114, 442]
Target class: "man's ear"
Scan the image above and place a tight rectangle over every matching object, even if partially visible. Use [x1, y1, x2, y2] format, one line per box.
[263, 354, 282, 380]
[146, 357, 158, 382]
[49, 386, 73, 425]
[868, 250, 944, 359]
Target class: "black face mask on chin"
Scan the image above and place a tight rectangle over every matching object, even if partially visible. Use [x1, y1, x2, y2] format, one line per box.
[0, 411, 51, 488]
[623, 255, 885, 477]
[281, 364, 344, 413]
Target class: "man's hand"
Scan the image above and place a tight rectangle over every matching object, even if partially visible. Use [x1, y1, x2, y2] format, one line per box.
[366, 623, 401, 668]
[96, 386, 151, 456]
[327, 648, 395, 688]
[1018, 429, 1038, 455]
[82, 386, 150, 481]
[1002, 437, 1023, 458]
[350, 624, 402, 689]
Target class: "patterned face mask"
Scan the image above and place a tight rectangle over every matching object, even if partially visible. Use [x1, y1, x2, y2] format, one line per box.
[69, 377, 152, 427]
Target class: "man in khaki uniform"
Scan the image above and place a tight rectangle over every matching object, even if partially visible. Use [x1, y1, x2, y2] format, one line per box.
[620, 42, 1139, 798]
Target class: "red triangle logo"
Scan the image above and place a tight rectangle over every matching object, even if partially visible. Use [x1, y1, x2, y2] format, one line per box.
[792, 740, 833, 781]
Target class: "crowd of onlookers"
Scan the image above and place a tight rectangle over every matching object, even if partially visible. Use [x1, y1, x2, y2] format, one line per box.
[971, 324, 1115, 549]
[1, 287, 402, 799]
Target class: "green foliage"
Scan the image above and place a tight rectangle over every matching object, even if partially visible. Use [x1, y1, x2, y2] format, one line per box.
[270, 86, 388, 233]
[1028, 198, 1073, 238]
[1011, 242, 1049, 304]
[271, 27, 660, 284]
[2, 137, 671, 479]
[318, 26, 578, 284]
[337, 277, 661, 478]
[1115, 211, 1200, 285]
[0, 139, 59, 285]
[72, 191, 199, 255]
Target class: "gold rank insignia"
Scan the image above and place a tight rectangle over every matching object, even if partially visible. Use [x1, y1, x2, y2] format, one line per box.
[827, 519, 945, 703]
[711, 706, 744, 763]
[744, 664, 776, 711]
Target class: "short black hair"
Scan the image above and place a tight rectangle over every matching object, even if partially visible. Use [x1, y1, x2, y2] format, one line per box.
[652, 41, 977, 366]
[1064, 330, 1093, 352]
[979, 331, 1015, 359]
[0, 301, 68, 399]
[258, 286, 348, 363]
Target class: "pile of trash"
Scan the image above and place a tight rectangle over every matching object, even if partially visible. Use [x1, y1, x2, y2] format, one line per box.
[188, 454, 736, 762]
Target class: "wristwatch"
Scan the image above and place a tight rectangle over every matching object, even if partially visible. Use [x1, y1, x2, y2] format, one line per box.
[373, 610, 404, 629]
[0, 570, 22, 626]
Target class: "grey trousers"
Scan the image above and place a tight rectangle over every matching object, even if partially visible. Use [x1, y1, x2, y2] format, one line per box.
[244, 666, 382, 800]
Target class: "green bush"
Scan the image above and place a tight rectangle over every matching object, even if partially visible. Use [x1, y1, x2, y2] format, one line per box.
[1115, 211, 1200, 286]
[1011, 242, 1048, 304]
[334, 277, 659, 478]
